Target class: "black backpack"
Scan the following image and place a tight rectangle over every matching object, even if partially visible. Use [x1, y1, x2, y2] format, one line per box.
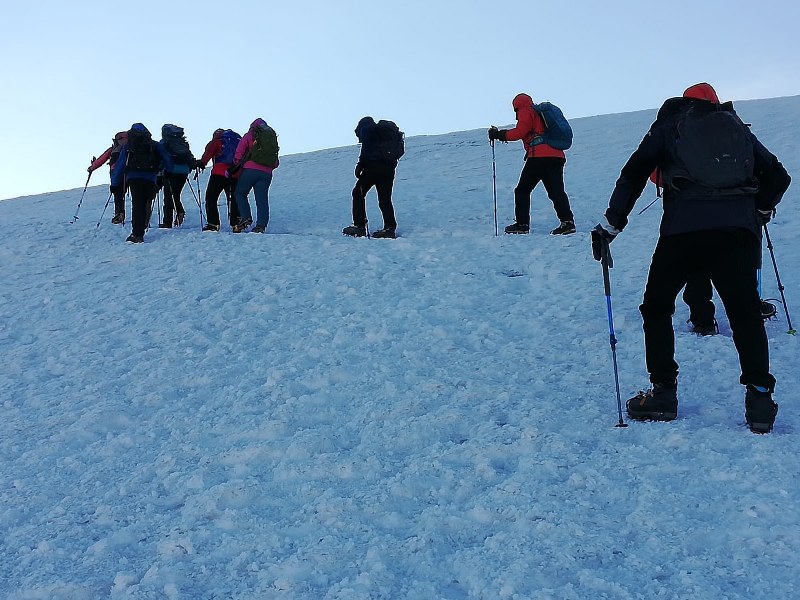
[125, 129, 161, 173]
[669, 106, 755, 190]
[109, 132, 128, 167]
[161, 124, 194, 165]
[372, 120, 405, 161]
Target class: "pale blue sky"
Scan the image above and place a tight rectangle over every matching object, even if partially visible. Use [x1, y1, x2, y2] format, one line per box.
[1, 0, 798, 200]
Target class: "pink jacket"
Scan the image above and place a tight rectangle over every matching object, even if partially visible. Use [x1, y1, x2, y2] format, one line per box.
[234, 118, 279, 173]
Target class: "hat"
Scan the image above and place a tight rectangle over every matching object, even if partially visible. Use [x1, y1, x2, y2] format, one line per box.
[683, 83, 720, 103]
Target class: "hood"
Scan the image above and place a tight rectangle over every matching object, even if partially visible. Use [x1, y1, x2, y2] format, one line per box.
[130, 123, 150, 135]
[355, 116, 375, 139]
[683, 83, 719, 103]
[512, 93, 534, 111]
[114, 131, 128, 142]
[250, 118, 267, 131]
[162, 123, 184, 137]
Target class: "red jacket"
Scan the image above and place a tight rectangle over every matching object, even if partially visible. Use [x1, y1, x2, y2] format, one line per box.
[198, 137, 230, 177]
[504, 93, 565, 159]
[89, 131, 128, 172]
[89, 147, 113, 172]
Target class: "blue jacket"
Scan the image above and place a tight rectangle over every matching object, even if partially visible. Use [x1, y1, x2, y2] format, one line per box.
[110, 124, 174, 186]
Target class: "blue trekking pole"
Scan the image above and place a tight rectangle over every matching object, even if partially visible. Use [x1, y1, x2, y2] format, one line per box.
[757, 232, 777, 320]
[491, 139, 498, 236]
[596, 226, 627, 427]
[763, 223, 796, 335]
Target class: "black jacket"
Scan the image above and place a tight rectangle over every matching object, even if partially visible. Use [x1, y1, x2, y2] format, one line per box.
[355, 116, 398, 167]
[606, 97, 790, 238]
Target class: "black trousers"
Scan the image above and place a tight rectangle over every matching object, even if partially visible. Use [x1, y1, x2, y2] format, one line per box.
[352, 162, 397, 229]
[161, 173, 187, 223]
[683, 276, 715, 325]
[205, 174, 239, 227]
[110, 183, 127, 216]
[640, 230, 774, 391]
[128, 179, 157, 237]
[514, 157, 573, 224]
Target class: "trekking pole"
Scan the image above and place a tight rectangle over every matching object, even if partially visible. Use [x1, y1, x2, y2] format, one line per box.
[70, 169, 93, 223]
[156, 187, 162, 226]
[194, 167, 203, 213]
[355, 180, 371, 239]
[94, 191, 113, 229]
[490, 140, 498, 236]
[147, 188, 156, 229]
[597, 228, 627, 427]
[186, 177, 205, 229]
[757, 232, 777, 320]
[757, 267, 762, 298]
[763, 223, 796, 335]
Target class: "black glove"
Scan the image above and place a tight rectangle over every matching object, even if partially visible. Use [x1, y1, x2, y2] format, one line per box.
[591, 223, 618, 262]
[194, 159, 205, 171]
[757, 209, 775, 225]
[355, 163, 364, 178]
[488, 127, 506, 142]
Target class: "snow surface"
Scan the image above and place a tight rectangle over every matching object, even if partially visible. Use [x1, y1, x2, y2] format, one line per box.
[1, 97, 799, 599]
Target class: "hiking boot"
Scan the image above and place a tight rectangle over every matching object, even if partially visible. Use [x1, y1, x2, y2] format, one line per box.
[158, 222, 172, 229]
[202, 223, 220, 232]
[343, 225, 367, 237]
[251, 225, 266, 233]
[373, 227, 396, 239]
[111, 213, 125, 225]
[504, 222, 530, 234]
[126, 234, 144, 243]
[626, 381, 678, 422]
[690, 319, 719, 336]
[175, 212, 186, 227]
[745, 385, 778, 434]
[550, 220, 576, 235]
[232, 218, 252, 233]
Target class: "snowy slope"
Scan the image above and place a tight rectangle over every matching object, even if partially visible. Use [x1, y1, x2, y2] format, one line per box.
[1, 96, 799, 599]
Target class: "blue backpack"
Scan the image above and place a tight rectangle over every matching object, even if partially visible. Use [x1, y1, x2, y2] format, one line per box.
[217, 129, 242, 165]
[531, 102, 573, 150]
